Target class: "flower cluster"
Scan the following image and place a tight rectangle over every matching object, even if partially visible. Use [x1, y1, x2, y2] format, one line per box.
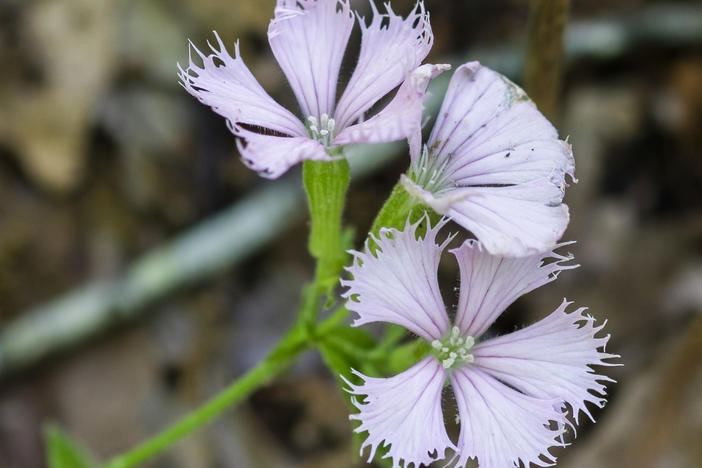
[180, 1, 618, 467]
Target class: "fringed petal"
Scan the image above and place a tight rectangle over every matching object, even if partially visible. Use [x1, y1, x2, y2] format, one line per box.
[449, 239, 577, 337]
[473, 300, 620, 426]
[341, 217, 451, 341]
[334, 1, 433, 130]
[178, 33, 305, 137]
[344, 358, 454, 468]
[268, 0, 354, 119]
[408, 62, 575, 257]
[450, 367, 567, 468]
[334, 64, 449, 146]
[232, 125, 331, 179]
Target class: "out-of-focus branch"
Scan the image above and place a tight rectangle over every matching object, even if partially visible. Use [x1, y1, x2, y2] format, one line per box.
[471, 4, 702, 83]
[524, 0, 570, 121]
[0, 178, 301, 376]
[1, 3, 701, 378]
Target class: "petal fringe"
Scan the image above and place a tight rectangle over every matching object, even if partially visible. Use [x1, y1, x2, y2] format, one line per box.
[334, 1, 433, 130]
[178, 32, 305, 137]
[344, 358, 454, 468]
[450, 240, 577, 337]
[473, 299, 620, 426]
[450, 367, 567, 468]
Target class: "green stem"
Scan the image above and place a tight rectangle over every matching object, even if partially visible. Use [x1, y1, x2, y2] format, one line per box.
[100, 305, 352, 468]
[99, 151, 355, 468]
[315, 305, 351, 336]
[97, 162, 432, 468]
[100, 324, 309, 468]
[302, 157, 351, 323]
[91, 144, 378, 468]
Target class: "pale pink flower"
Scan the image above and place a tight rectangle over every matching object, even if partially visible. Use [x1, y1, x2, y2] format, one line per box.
[401, 62, 576, 257]
[341, 219, 618, 468]
[179, 0, 447, 178]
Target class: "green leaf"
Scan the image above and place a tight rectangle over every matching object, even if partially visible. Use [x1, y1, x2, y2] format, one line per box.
[326, 325, 376, 351]
[44, 424, 96, 468]
[325, 327, 388, 375]
[317, 341, 368, 463]
[319, 326, 412, 468]
[377, 323, 407, 349]
[385, 338, 431, 374]
[318, 340, 354, 382]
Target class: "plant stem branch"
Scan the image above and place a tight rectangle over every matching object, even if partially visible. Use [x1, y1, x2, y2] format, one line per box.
[100, 323, 308, 468]
[99, 304, 351, 468]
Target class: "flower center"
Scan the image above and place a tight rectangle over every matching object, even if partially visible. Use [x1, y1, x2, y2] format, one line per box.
[307, 113, 336, 147]
[431, 326, 475, 370]
[408, 145, 451, 193]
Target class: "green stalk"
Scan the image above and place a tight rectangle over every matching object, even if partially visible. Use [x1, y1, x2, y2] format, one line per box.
[100, 323, 309, 468]
[99, 305, 351, 468]
[100, 155, 354, 468]
[302, 157, 351, 322]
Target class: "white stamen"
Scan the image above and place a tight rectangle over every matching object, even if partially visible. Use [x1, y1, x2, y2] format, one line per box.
[306, 114, 336, 146]
[409, 144, 452, 193]
[432, 328, 476, 370]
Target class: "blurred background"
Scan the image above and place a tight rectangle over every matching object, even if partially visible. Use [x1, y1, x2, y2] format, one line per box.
[0, 0, 701, 467]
